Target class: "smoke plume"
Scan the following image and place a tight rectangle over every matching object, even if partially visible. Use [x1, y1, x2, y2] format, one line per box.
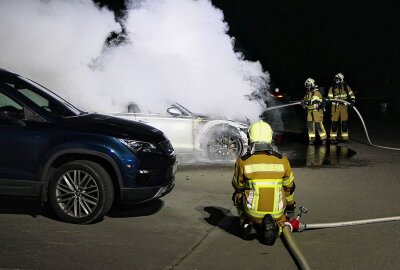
[0, 0, 270, 122]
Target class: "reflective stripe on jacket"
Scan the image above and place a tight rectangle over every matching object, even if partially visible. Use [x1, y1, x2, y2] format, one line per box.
[243, 178, 285, 219]
[328, 84, 355, 104]
[303, 88, 324, 122]
[304, 88, 323, 111]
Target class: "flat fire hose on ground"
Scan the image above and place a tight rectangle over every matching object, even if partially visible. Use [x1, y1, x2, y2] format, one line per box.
[282, 226, 311, 270]
[281, 205, 400, 269]
[263, 100, 400, 268]
[264, 99, 400, 151]
[302, 216, 400, 230]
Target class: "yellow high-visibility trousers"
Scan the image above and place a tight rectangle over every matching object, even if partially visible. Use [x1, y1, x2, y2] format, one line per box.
[330, 104, 349, 141]
[307, 110, 327, 142]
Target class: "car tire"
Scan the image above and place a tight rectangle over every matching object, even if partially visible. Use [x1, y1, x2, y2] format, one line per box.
[203, 126, 244, 161]
[48, 160, 114, 224]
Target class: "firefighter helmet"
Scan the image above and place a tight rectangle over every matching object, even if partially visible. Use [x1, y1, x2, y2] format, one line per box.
[304, 78, 315, 89]
[334, 73, 344, 84]
[248, 120, 273, 144]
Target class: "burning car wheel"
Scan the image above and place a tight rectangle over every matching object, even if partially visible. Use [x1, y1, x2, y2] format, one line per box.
[203, 127, 244, 161]
[48, 160, 114, 224]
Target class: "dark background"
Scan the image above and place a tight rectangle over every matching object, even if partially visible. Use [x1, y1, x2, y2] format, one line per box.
[96, 0, 399, 109]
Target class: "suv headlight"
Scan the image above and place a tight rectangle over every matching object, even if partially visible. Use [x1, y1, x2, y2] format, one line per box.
[119, 139, 161, 154]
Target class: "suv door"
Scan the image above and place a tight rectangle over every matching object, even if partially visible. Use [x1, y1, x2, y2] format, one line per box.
[0, 89, 41, 195]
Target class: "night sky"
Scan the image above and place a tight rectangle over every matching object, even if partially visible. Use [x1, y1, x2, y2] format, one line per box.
[96, 0, 399, 100]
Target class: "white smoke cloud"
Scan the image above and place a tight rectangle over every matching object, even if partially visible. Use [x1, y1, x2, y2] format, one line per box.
[0, 0, 270, 122]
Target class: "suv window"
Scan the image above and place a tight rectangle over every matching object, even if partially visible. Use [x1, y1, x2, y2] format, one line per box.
[14, 80, 78, 117]
[0, 92, 23, 110]
[0, 73, 82, 118]
[19, 89, 49, 108]
[0, 91, 24, 120]
[20, 77, 82, 116]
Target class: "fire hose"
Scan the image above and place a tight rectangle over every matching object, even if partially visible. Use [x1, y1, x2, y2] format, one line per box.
[263, 100, 400, 268]
[282, 226, 311, 270]
[281, 207, 400, 269]
[265, 99, 400, 151]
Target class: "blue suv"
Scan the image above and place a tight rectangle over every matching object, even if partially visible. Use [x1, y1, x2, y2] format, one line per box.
[0, 69, 176, 223]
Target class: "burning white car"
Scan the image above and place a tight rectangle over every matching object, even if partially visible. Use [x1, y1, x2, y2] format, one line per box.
[111, 103, 249, 160]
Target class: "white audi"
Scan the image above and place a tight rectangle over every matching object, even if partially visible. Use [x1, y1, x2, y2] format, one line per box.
[111, 103, 249, 161]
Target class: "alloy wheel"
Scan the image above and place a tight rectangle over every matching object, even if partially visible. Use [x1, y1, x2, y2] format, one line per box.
[208, 133, 243, 160]
[55, 170, 99, 218]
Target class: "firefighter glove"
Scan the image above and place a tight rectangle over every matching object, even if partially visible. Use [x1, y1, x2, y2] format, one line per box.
[286, 210, 295, 219]
[285, 202, 296, 218]
[232, 191, 243, 206]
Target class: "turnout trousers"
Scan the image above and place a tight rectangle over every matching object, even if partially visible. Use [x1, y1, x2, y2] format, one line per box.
[330, 104, 349, 141]
[307, 110, 327, 142]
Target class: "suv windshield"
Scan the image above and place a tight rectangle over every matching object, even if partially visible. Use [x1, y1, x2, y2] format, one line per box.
[0, 72, 82, 117]
[18, 76, 82, 117]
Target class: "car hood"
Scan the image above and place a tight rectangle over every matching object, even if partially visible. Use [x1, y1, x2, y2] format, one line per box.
[63, 113, 166, 143]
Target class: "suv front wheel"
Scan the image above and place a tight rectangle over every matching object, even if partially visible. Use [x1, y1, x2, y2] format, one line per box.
[48, 160, 114, 224]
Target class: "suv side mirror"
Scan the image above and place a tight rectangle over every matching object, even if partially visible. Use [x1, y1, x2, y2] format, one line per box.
[167, 107, 182, 116]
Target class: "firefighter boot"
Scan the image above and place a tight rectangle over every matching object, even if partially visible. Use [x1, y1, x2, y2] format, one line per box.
[242, 223, 257, 240]
[330, 121, 339, 144]
[341, 121, 349, 142]
[261, 214, 279, 246]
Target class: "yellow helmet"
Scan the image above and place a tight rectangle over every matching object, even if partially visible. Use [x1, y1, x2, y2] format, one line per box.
[248, 120, 273, 144]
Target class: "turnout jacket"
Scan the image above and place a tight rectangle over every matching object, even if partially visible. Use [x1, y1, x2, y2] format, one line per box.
[232, 151, 295, 220]
[303, 88, 324, 122]
[328, 84, 356, 105]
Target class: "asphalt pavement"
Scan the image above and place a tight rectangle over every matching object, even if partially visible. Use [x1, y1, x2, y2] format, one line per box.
[1, 116, 399, 270]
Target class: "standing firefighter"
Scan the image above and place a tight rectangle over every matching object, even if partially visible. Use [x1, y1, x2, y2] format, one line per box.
[232, 120, 296, 245]
[327, 73, 356, 143]
[302, 78, 327, 145]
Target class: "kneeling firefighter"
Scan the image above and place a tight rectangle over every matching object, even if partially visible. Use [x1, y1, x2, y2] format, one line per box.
[232, 120, 296, 245]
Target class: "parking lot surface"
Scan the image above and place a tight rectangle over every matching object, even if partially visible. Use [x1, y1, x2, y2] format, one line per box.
[1, 119, 400, 269]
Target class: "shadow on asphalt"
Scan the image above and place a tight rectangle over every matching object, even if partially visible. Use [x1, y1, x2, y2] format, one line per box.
[0, 196, 165, 222]
[0, 196, 56, 220]
[203, 206, 309, 266]
[202, 206, 242, 238]
[108, 199, 164, 218]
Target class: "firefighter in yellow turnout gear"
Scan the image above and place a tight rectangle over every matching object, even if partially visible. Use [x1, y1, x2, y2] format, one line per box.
[328, 73, 356, 143]
[302, 78, 327, 145]
[232, 120, 296, 245]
